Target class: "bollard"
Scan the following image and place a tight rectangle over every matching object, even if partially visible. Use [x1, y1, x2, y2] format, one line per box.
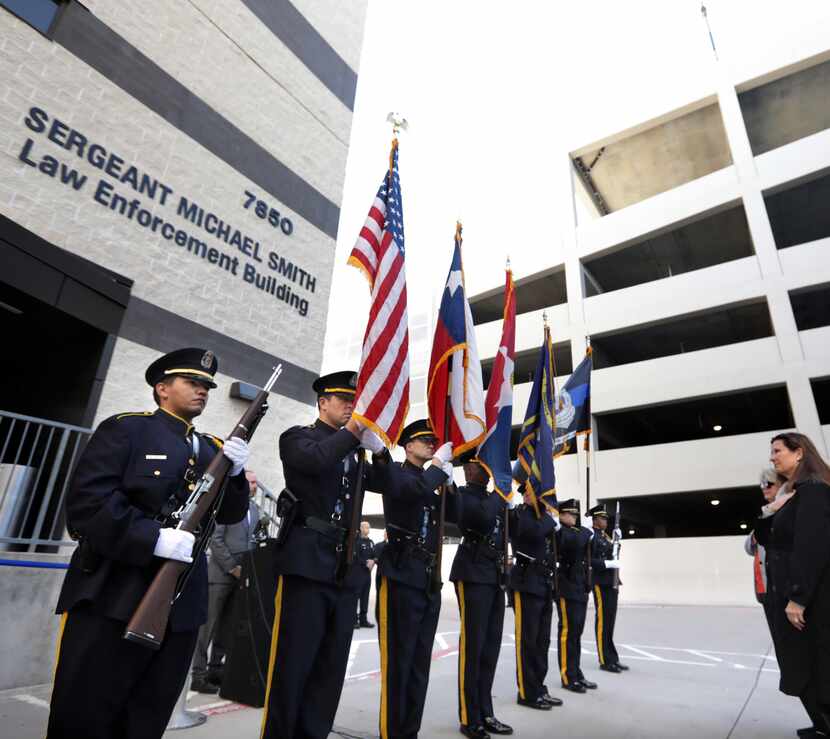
[166, 671, 207, 730]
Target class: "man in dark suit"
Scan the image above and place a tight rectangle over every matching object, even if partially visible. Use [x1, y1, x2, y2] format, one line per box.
[192, 469, 265, 692]
[47, 348, 250, 739]
[260, 371, 387, 739]
[510, 488, 563, 711]
[355, 521, 376, 628]
[556, 499, 596, 694]
[451, 460, 513, 739]
[588, 504, 627, 674]
[373, 418, 455, 739]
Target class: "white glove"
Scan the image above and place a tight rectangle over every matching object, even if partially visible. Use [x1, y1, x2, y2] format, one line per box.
[223, 436, 250, 476]
[442, 461, 454, 479]
[550, 513, 561, 531]
[604, 560, 620, 569]
[154, 528, 195, 563]
[360, 428, 386, 454]
[432, 442, 453, 465]
[613, 527, 623, 541]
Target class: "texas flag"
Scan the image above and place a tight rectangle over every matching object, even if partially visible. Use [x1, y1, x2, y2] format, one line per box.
[427, 225, 485, 458]
[477, 269, 515, 500]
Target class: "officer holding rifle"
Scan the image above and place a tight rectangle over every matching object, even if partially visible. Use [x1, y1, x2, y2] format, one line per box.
[47, 348, 250, 739]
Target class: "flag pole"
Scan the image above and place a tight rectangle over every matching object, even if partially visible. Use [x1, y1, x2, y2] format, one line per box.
[584, 336, 592, 515]
[502, 255, 512, 586]
[432, 220, 463, 595]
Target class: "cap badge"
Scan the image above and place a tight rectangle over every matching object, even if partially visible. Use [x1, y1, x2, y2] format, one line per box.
[201, 351, 214, 369]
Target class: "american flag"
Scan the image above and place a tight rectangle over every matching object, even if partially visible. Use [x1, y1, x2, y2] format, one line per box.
[347, 141, 409, 447]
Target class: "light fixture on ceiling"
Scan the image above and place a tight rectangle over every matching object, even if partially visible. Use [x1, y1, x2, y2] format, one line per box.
[711, 499, 720, 506]
[739, 523, 748, 530]
[628, 529, 635, 535]
[0, 300, 23, 315]
[713, 425, 723, 432]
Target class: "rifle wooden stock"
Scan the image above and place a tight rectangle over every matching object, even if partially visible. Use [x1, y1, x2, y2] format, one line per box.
[336, 448, 366, 586]
[124, 376, 278, 649]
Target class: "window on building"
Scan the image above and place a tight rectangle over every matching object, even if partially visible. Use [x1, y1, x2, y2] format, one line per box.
[765, 171, 830, 250]
[1, 0, 63, 35]
[470, 267, 567, 325]
[812, 377, 830, 425]
[599, 487, 764, 539]
[596, 385, 793, 450]
[790, 283, 830, 331]
[582, 203, 755, 297]
[591, 299, 773, 369]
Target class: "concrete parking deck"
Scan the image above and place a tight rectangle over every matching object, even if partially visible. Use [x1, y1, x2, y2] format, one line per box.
[0, 603, 808, 739]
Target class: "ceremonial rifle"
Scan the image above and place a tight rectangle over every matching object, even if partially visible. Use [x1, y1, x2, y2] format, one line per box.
[124, 365, 283, 649]
[611, 500, 621, 588]
[335, 447, 367, 586]
[500, 506, 512, 590]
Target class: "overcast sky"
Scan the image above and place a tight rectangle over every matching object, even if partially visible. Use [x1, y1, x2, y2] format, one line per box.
[322, 0, 830, 377]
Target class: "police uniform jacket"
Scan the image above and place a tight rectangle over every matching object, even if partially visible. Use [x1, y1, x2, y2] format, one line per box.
[509, 504, 557, 597]
[55, 409, 249, 631]
[556, 524, 593, 603]
[273, 418, 381, 586]
[355, 536, 376, 579]
[590, 528, 618, 588]
[376, 460, 457, 591]
[450, 482, 506, 586]
[754, 480, 830, 699]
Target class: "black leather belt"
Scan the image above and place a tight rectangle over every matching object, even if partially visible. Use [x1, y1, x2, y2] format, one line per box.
[461, 537, 501, 562]
[388, 537, 437, 567]
[302, 515, 347, 543]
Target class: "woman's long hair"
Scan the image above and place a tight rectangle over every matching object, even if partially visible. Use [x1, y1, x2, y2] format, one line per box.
[771, 432, 830, 487]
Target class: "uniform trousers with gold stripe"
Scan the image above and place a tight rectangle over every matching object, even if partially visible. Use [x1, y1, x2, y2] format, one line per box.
[513, 591, 554, 701]
[376, 576, 441, 739]
[260, 574, 358, 739]
[556, 596, 588, 686]
[593, 585, 620, 667]
[47, 604, 197, 739]
[455, 581, 505, 727]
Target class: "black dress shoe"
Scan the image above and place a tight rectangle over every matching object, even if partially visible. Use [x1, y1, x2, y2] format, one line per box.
[600, 663, 622, 673]
[615, 662, 630, 671]
[190, 678, 219, 694]
[483, 717, 513, 735]
[354, 621, 361, 629]
[460, 724, 490, 739]
[797, 730, 828, 738]
[517, 694, 552, 710]
[579, 679, 598, 689]
[796, 728, 815, 737]
[359, 620, 375, 628]
[562, 682, 587, 693]
[541, 690, 563, 707]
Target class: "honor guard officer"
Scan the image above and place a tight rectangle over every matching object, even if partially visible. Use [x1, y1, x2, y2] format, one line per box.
[355, 521, 377, 628]
[373, 419, 455, 739]
[451, 459, 513, 739]
[510, 487, 563, 711]
[260, 371, 386, 739]
[555, 499, 597, 694]
[47, 348, 250, 739]
[588, 504, 627, 673]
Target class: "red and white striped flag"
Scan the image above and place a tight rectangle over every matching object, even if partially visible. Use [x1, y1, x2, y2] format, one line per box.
[347, 140, 409, 447]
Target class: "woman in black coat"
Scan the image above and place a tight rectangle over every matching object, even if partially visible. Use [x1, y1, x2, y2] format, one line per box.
[755, 432, 830, 739]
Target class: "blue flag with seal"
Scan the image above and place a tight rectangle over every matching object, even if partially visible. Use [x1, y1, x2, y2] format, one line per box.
[513, 325, 557, 516]
[553, 349, 592, 456]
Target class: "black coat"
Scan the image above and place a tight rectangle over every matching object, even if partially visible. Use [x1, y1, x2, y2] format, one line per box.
[509, 504, 557, 597]
[755, 480, 830, 698]
[55, 409, 249, 631]
[556, 524, 593, 603]
[376, 459, 457, 590]
[450, 483, 506, 586]
[591, 528, 618, 588]
[273, 419, 382, 586]
[355, 536, 376, 581]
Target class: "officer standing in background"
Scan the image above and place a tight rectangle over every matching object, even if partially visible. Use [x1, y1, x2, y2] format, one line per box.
[259, 371, 387, 739]
[192, 469, 265, 693]
[589, 504, 627, 674]
[556, 499, 597, 694]
[511, 488, 563, 711]
[355, 521, 376, 628]
[47, 348, 250, 739]
[373, 419, 455, 739]
[451, 459, 513, 739]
